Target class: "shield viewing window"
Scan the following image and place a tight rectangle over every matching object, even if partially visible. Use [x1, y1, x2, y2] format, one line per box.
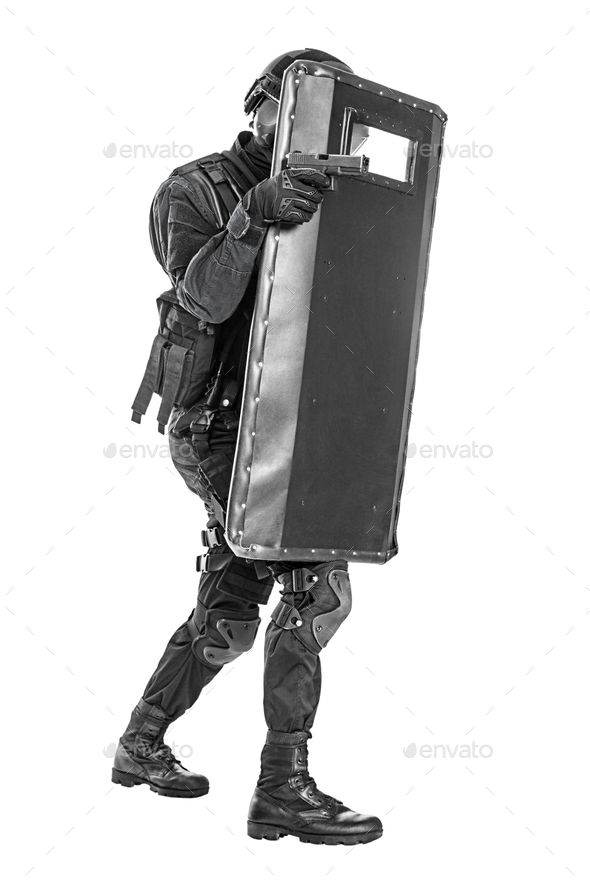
[351, 123, 414, 181]
[343, 107, 419, 189]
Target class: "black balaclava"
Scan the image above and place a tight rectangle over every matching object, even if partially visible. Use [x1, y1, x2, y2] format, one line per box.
[241, 132, 273, 178]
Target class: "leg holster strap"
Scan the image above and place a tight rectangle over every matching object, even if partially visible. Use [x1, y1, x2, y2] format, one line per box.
[201, 526, 224, 549]
[196, 552, 233, 573]
[247, 559, 273, 581]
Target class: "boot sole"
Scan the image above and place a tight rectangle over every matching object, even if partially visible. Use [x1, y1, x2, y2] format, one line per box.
[112, 768, 208, 798]
[247, 821, 383, 845]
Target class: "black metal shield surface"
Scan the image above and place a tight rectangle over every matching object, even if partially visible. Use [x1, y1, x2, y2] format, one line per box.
[226, 61, 446, 564]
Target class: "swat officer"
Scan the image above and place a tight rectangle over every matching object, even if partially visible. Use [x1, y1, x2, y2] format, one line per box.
[114, 48, 383, 846]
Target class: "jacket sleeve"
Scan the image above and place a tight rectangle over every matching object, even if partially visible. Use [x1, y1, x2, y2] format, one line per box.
[150, 176, 268, 324]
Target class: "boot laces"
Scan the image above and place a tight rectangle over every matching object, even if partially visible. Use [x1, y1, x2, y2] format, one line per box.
[151, 742, 181, 769]
[298, 772, 336, 806]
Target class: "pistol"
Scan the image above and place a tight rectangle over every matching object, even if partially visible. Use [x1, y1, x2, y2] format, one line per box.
[286, 152, 369, 180]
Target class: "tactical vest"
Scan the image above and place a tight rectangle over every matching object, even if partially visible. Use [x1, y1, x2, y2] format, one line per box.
[131, 149, 261, 433]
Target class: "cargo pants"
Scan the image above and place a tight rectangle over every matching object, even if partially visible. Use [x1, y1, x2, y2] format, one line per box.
[141, 406, 351, 736]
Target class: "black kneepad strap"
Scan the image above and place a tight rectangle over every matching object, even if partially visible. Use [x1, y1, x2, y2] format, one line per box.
[271, 599, 303, 630]
[270, 564, 352, 653]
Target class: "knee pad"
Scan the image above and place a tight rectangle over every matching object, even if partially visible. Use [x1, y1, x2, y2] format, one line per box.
[311, 566, 352, 649]
[270, 562, 352, 654]
[189, 601, 261, 667]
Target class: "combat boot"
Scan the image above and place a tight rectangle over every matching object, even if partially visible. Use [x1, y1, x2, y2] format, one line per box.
[247, 730, 382, 844]
[111, 699, 208, 798]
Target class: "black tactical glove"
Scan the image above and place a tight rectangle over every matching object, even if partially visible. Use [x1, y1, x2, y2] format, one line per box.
[243, 168, 331, 225]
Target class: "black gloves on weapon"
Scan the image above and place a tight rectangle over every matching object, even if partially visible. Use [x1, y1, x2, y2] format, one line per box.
[243, 168, 331, 225]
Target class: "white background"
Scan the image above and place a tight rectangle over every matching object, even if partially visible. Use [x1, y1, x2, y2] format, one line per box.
[2, 0, 589, 882]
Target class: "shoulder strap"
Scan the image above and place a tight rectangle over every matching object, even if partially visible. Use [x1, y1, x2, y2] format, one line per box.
[170, 152, 223, 177]
[171, 153, 238, 227]
[220, 150, 261, 189]
[171, 149, 260, 227]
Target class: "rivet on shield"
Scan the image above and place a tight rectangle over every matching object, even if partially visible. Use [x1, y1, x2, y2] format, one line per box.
[258, 361, 263, 367]
[252, 431, 256, 436]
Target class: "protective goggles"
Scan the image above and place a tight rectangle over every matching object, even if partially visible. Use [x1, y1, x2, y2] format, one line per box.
[244, 74, 281, 115]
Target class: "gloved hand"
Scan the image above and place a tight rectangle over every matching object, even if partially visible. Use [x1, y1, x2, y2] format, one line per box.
[243, 168, 331, 225]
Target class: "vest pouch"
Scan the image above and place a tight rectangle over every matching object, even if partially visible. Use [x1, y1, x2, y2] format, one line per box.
[160, 329, 216, 414]
[131, 296, 217, 432]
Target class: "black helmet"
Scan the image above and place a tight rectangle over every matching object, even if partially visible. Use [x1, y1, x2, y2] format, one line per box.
[244, 48, 353, 115]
